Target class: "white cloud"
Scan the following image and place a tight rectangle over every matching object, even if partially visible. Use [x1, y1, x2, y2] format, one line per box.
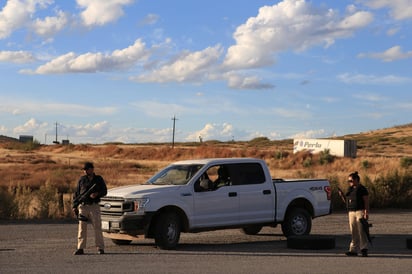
[139, 13, 159, 26]
[13, 118, 48, 135]
[0, 96, 116, 116]
[353, 93, 387, 102]
[77, 0, 134, 27]
[31, 10, 69, 37]
[361, 0, 412, 20]
[22, 39, 148, 74]
[226, 73, 274, 90]
[130, 101, 187, 118]
[338, 73, 412, 84]
[358, 45, 412, 62]
[386, 27, 400, 36]
[223, 0, 373, 70]
[185, 123, 235, 142]
[70, 121, 111, 137]
[133, 45, 223, 83]
[0, 50, 36, 63]
[290, 129, 326, 139]
[0, 0, 52, 39]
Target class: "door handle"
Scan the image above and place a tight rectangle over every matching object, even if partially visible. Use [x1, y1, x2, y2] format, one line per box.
[263, 190, 271, 195]
[228, 192, 237, 197]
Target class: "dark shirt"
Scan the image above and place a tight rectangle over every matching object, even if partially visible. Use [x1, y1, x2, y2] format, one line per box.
[346, 184, 368, 210]
[73, 173, 107, 207]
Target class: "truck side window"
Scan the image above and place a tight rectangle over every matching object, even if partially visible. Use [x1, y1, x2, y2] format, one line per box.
[228, 163, 265, 185]
[213, 165, 231, 188]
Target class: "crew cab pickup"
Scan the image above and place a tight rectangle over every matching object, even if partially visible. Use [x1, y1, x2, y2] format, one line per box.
[100, 158, 331, 249]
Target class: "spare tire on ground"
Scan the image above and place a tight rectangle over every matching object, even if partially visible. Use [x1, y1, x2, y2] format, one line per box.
[407, 238, 412, 249]
[287, 235, 336, 250]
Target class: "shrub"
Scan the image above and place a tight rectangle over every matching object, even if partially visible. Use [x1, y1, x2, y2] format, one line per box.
[361, 160, 370, 169]
[319, 149, 334, 165]
[400, 157, 412, 168]
[369, 170, 412, 208]
[36, 183, 60, 218]
[303, 158, 313, 167]
[0, 187, 17, 219]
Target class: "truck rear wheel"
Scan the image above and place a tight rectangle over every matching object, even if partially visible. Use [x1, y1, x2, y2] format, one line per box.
[154, 212, 181, 250]
[241, 225, 263, 235]
[281, 208, 311, 237]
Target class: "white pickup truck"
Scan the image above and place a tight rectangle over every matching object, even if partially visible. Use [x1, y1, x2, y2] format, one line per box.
[100, 158, 331, 249]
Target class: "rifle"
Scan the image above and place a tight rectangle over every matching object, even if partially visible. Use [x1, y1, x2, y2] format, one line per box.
[73, 183, 97, 221]
[337, 187, 346, 204]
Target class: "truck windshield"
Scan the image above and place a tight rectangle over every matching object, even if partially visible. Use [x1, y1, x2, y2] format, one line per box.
[147, 164, 204, 185]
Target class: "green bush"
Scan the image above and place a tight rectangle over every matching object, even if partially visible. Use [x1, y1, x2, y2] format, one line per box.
[303, 158, 313, 167]
[37, 183, 60, 218]
[400, 157, 412, 168]
[319, 149, 334, 165]
[362, 160, 370, 169]
[368, 170, 412, 208]
[0, 188, 17, 219]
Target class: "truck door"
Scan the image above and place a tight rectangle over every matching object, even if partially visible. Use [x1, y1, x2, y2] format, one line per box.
[228, 163, 275, 224]
[192, 169, 239, 228]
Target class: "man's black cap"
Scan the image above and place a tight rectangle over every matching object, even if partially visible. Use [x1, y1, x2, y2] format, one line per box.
[83, 162, 94, 170]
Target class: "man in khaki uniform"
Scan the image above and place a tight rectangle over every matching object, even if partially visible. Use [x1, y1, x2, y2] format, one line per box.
[72, 162, 107, 255]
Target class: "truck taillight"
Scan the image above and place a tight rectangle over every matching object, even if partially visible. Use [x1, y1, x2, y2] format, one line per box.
[324, 186, 331, 200]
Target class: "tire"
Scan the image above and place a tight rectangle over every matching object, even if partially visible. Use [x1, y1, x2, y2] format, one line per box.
[287, 235, 336, 250]
[111, 239, 132, 245]
[154, 212, 181, 250]
[407, 238, 412, 249]
[281, 208, 312, 237]
[241, 225, 263, 235]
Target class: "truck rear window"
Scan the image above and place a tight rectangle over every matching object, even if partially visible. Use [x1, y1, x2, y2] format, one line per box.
[226, 163, 265, 185]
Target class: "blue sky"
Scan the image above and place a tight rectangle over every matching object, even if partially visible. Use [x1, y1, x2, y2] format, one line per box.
[0, 0, 411, 144]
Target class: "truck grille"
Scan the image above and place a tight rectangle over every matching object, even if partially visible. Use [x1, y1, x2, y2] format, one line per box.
[100, 197, 133, 216]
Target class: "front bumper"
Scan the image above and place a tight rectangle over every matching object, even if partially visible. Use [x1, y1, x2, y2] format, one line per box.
[101, 213, 155, 236]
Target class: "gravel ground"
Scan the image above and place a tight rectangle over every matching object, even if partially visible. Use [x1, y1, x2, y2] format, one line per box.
[0, 210, 411, 274]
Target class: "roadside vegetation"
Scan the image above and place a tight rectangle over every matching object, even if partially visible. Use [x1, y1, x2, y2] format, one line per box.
[0, 123, 411, 219]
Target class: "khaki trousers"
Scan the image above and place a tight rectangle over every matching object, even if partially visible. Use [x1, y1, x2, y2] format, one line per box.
[348, 210, 368, 252]
[77, 203, 105, 250]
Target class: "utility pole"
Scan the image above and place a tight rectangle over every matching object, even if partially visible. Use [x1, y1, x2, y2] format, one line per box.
[53, 122, 59, 144]
[171, 115, 178, 148]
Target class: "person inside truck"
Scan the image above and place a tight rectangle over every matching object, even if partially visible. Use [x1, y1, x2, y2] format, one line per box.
[213, 166, 231, 188]
[195, 173, 214, 192]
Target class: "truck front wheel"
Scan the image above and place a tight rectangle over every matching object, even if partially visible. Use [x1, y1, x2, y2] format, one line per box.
[154, 212, 181, 250]
[281, 208, 311, 237]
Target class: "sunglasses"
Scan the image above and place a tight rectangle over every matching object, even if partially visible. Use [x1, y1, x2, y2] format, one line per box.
[347, 180, 354, 183]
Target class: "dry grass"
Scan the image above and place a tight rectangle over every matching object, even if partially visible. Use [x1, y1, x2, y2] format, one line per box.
[0, 123, 411, 190]
[0, 123, 411, 218]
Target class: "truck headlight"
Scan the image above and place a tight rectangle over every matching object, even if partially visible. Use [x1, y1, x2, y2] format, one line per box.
[134, 198, 150, 211]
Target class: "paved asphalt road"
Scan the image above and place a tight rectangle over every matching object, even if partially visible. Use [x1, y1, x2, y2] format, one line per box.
[1, 210, 411, 274]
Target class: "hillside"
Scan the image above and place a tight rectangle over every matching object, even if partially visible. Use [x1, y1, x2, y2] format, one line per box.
[0, 123, 411, 219]
[0, 123, 411, 190]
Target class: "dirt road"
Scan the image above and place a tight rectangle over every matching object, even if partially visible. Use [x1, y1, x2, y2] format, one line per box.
[1, 210, 411, 273]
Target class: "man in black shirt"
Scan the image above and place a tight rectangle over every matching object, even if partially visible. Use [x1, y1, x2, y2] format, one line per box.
[72, 162, 107, 255]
